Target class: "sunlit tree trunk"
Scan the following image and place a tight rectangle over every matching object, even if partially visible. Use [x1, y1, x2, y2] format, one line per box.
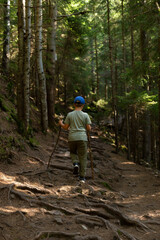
[2, 0, 10, 74]
[46, 0, 57, 128]
[35, 0, 48, 132]
[23, 0, 31, 129]
[17, 0, 25, 121]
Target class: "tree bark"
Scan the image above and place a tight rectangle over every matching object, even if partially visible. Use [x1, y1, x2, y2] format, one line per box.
[140, 0, 151, 163]
[23, 0, 31, 129]
[46, 0, 57, 128]
[17, 0, 25, 121]
[95, 36, 99, 99]
[35, 0, 48, 132]
[2, 0, 10, 74]
[107, 0, 118, 153]
[158, 6, 160, 169]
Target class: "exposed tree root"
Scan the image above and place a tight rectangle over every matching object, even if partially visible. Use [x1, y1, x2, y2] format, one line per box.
[18, 163, 73, 176]
[30, 199, 76, 215]
[24, 153, 45, 165]
[32, 231, 103, 240]
[74, 236, 103, 240]
[74, 214, 138, 240]
[90, 203, 149, 231]
[16, 185, 50, 195]
[75, 207, 114, 220]
[75, 214, 104, 227]
[32, 231, 81, 240]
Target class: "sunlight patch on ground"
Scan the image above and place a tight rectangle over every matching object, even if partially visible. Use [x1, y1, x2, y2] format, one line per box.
[28, 159, 40, 165]
[91, 136, 99, 139]
[0, 172, 16, 183]
[121, 162, 135, 165]
[0, 206, 41, 216]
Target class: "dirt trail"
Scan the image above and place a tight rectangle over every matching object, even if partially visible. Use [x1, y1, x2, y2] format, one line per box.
[0, 127, 160, 240]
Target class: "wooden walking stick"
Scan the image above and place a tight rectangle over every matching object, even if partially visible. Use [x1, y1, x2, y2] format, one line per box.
[87, 131, 94, 179]
[47, 125, 61, 169]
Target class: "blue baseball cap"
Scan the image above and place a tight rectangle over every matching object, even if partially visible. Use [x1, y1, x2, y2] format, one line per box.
[74, 96, 85, 104]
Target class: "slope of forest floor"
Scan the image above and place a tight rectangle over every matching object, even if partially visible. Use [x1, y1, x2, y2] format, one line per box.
[0, 121, 160, 240]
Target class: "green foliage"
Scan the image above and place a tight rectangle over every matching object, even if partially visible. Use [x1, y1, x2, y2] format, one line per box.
[94, 99, 108, 109]
[118, 90, 158, 113]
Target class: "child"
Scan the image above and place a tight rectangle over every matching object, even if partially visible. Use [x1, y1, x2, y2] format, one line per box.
[59, 96, 91, 182]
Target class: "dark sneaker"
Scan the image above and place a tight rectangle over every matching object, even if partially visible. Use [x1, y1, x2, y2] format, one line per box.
[73, 163, 79, 175]
[79, 176, 86, 183]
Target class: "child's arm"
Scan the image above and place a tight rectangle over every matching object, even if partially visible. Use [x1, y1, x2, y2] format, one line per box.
[59, 120, 69, 130]
[86, 124, 91, 131]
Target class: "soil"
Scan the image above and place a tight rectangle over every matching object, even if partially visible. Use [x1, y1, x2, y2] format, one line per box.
[0, 126, 160, 240]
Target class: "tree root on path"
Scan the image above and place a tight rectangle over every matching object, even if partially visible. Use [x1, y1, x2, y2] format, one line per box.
[75, 206, 149, 240]
[0, 183, 50, 206]
[24, 153, 45, 165]
[30, 199, 76, 215]
[32, 231, 103, 240]
[75, 207, 114, 220]
[18, 163, 73, 176]
[74, 213, 138, 240]
[32, 231, 81, 240]
[90, 203, 149, 231]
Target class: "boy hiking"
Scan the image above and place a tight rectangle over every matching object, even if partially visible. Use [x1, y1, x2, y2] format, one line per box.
[59, 96, 91, 183]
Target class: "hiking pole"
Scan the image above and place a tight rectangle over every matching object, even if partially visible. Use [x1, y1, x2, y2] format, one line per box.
[87, 131, 94, 179]
[47, 125, 61, 169]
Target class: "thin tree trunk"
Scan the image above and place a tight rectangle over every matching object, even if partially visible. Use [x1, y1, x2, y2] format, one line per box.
[107, 0, 118, 153]
[46, 0, 57, 128]
[140, 0, 151, 163]
[157, 4, 160, 169]
[95, 36, 99, 99]
[2, 0, 10, 74]
[23, 0, 31, 129]
[90, 39, 95, 94]
[17, 0, 25, 121]
[35, 0, 48, 132]
[121, 0, 130, 159]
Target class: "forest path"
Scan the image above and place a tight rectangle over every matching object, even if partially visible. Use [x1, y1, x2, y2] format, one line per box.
[0, 127, 160, 240]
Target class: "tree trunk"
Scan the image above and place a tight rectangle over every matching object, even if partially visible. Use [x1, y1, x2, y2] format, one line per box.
[107, 0, 118, 153]
[157, 4, 160, 169]
[140, 0, 151, 163]
[95, 36, 99, 99]
[121, 0, 130, 158]
[35, 0, 48, 132]
[2, 0, 10, 74]
[90, 39, 95, 95]
[23, 0, 31, 129]
[17, 0, 25, 121]
[46, 0, 57, 128]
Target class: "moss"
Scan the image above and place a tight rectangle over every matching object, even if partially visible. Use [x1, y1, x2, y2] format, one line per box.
[0, 98, 8, 112]
[28, 137, 39, 148]
[100, 181, 113, 191]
